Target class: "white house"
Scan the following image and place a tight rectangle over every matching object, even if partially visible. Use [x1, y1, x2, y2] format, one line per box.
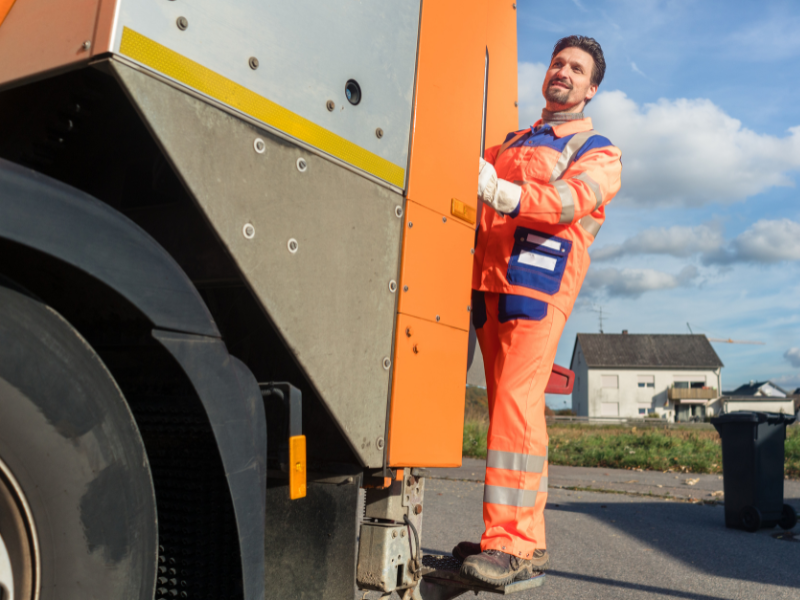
[570, 332, 724, 422]
[721, 380, 796, 415]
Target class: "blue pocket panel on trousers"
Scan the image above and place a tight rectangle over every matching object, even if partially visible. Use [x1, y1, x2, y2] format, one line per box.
[506, 227, 572, 295]
[498, 294, 548, 323]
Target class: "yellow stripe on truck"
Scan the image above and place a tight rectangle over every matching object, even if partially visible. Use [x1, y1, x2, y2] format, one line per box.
[120, 27, 406, 188]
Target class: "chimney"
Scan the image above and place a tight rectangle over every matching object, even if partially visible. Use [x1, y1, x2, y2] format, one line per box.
[622, 330, 628, 335]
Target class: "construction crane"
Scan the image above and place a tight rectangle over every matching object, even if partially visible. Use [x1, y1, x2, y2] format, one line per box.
[687, 323, 765, 345]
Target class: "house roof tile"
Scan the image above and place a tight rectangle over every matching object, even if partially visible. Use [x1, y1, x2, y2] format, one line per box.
[573, 334, 724, 369]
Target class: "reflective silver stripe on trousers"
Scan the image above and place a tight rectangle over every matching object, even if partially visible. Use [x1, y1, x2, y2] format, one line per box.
[484, 485, 539, 508]
[553, 180, 574, 224]
[578, 215, 602, 238]
[538, 476, 548, 493]
[548, 131, 595, 182]
[575, 172, 603, 210]
[487, 449, 547, 473]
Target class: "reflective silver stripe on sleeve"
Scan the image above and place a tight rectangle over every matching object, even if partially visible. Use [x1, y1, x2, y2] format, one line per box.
[538, 476, 549, 493]
[553, 180, 574, 224]
[484, 485, 538, 508]
[486, 450, 547, 473]
[575, 172, 603, 210]
[548, 131, 595, 183]
[578, 215, 602, 238]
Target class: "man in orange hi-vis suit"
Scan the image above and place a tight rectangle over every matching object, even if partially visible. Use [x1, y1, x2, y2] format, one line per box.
[456, 36, 622, 585]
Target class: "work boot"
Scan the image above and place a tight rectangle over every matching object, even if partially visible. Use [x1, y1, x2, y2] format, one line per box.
[451, 541, 481, 561]
[529, 549, 550, 572]
[460, 549, 533, 585]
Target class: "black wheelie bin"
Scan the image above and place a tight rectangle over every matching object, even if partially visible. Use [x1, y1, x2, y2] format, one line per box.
[711, 411, 797, 532]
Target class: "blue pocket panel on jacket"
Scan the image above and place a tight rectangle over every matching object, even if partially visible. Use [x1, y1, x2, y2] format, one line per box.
[498, 294, 548, 323]
[471, 290, 487, 330]
[506, 227, 572, 295]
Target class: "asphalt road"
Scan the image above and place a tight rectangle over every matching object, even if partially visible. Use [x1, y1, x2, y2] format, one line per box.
[362, 460, 800, 600]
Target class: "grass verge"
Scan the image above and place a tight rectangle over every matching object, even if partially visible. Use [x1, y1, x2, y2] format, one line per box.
[462, 387, 800, 477]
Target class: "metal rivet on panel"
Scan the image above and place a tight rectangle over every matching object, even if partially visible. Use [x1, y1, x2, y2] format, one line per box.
[388, 280, 397, 293]
[382, 357, 391, 370]
[176, 16, 189, 30]
[81, 40, 91, 51]
[253, 138, 266, 154]
[242, 223, 255, 239]
[470, 248, 475, 254]
[467, 306, 471, 312]
[296, 157, 308, 172]
[395, 206, 403, 218]
[376, 437, 385, 449]
[249, 57, 259, 70]
[403, 285, 409, 292]
[515, 100, 519, 107]
[326, 100, 335, 112]
[408, 222, 413, 228]
[436, 315, 440, 322]
[412, 344, 419, 354]
[375, 128, 384, 139]
[442, 217, 447, 223]
[405, 327, 413, 337]
[287, 238, 299, 253]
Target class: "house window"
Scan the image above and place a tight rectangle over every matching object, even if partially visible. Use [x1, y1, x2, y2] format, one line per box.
[674, 376, 706, 390]
[601, 375, 618, 389]
[637, 375, 655, 388]
[638, 408, 647, 415]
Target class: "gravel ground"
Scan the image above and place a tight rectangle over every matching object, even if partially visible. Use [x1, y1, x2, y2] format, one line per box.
[359, 462, 800, 600]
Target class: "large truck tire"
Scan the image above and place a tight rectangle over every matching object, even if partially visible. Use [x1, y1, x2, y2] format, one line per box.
[0, 281, 157, 600]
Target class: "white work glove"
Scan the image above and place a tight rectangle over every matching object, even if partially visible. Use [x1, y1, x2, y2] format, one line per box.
[478, 157, 522, 215]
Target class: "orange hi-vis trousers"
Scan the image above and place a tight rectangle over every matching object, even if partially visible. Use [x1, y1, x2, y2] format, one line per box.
[473, 291, 567, 557]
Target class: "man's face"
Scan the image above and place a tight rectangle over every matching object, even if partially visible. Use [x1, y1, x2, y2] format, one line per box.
[542, 47, 598, 112]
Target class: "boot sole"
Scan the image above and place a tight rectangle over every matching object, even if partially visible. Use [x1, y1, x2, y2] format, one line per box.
[459, 564, 533, 587]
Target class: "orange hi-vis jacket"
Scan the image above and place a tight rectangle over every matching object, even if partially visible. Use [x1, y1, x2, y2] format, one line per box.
[472, 117, 622, 317]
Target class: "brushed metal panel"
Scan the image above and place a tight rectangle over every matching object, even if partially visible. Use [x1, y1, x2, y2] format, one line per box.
[113, 0, 420, 183]
[113, 61, 403, 467]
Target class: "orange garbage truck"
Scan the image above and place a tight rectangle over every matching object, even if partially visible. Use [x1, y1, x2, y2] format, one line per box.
[0, 2, 564, 600]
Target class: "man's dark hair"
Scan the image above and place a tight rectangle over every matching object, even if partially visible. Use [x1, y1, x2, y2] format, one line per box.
[552, 35, 606, 87]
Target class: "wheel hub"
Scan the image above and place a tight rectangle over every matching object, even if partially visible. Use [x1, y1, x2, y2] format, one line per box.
[0, 456, 39, 600]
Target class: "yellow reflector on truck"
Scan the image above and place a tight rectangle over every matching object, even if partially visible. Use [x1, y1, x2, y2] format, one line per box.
[450, 198, 477, 225]
[289, 435, 307, 500]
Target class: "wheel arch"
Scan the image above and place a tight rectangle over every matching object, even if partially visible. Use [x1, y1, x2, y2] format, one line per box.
[0, 158, 266, 600]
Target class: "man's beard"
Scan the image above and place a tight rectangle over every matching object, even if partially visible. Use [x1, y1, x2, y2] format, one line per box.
[545, 79, 572, 105]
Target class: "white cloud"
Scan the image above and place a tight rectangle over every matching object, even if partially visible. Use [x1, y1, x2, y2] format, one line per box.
[593, 224, 724, 261]
[630, 62, 647, 78]
[592, 219, 800, 265]
[588, 91, 800, 206]
[583, 265, 698, 298]
[785, 348, 800, 369]
[518, 62, 547, 129]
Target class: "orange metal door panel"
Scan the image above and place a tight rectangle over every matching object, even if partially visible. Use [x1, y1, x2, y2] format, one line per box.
[405, 0, 487, 218]
[0, 0, 17, 28]
[0, 0, 105, 89]
[485, 3, 519, 147]
[397, 200, 473, 331]
[388, 313, 468, 467]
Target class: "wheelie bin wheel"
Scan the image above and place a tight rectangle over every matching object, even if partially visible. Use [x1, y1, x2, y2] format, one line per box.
[0, 281, 158, 600]
[778, 504, 797, 531]
[740, 506, 762, 532]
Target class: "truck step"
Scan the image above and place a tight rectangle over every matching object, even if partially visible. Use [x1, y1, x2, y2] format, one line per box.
[421, 555, 546, 595]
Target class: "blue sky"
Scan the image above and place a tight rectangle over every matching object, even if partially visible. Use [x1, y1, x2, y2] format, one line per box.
[515, 1, 800, 407]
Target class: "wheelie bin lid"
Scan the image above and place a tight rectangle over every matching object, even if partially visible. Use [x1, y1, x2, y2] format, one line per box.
[711, 411, 796, 426]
